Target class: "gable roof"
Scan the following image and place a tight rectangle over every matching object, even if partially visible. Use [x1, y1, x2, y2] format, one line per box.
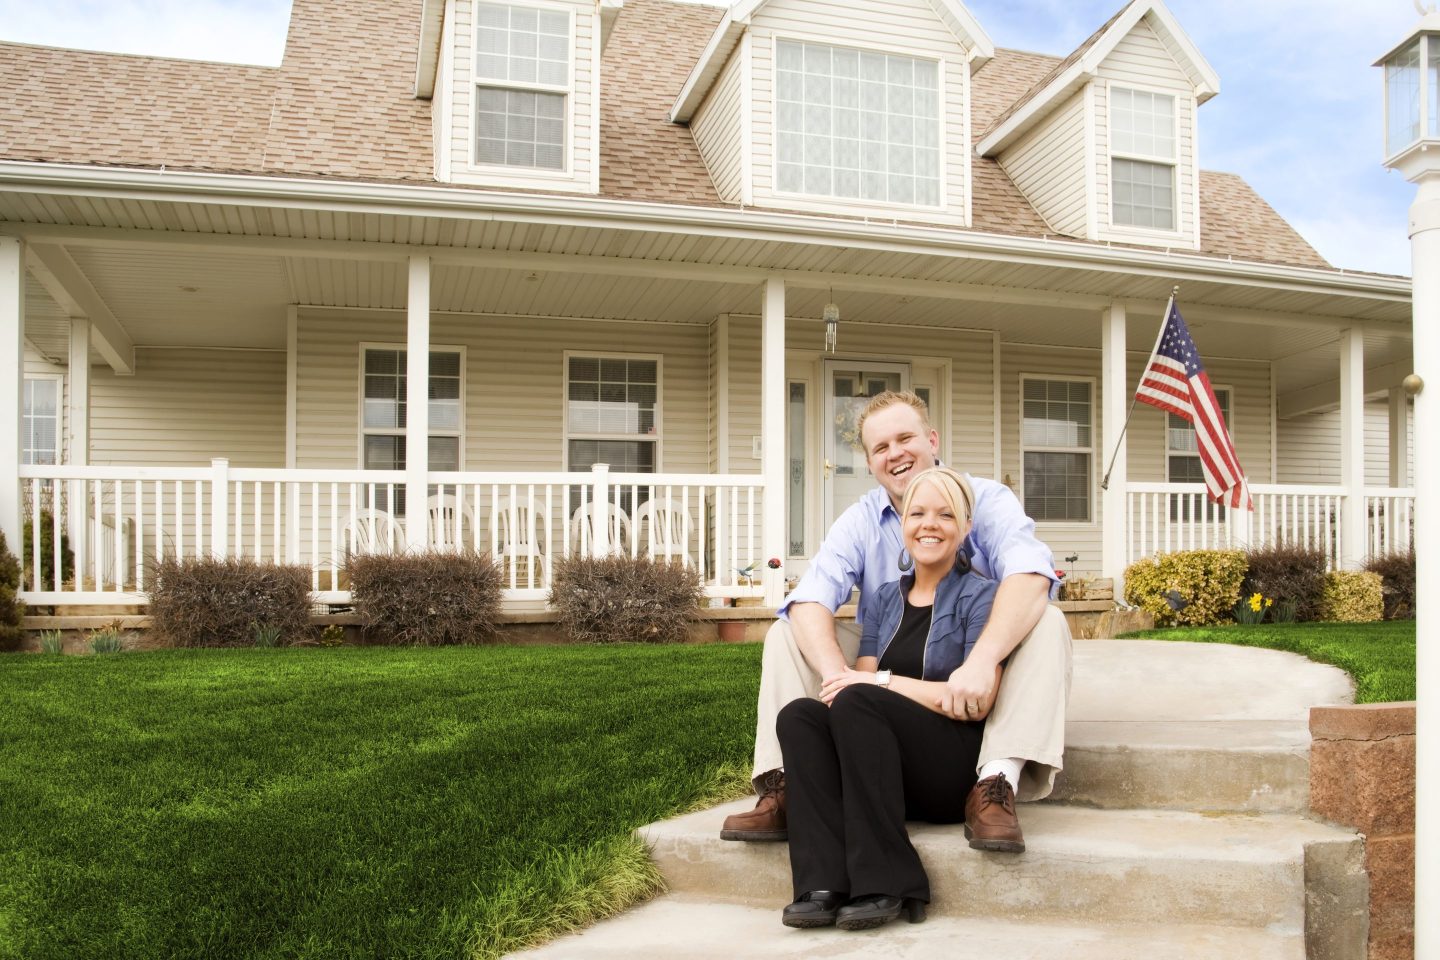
[976, 0, 1220, 157]
[670, 0, 994, 123]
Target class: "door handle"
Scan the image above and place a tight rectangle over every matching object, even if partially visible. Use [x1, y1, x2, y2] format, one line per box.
[824, 459, 833, 478]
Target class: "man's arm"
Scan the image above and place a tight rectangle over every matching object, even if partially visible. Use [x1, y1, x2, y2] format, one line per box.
[788, 601, 851, 681]
[936, 572, 1050, 718]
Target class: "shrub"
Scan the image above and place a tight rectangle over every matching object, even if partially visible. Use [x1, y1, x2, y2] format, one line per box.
[252, 623, 285, 648]
[88, 626, 127, 654]
[1319, 571, 1384, 623]
[22, 510, 74, 591]
[549, 555, 703, 644]
[0, 531, 24, 650]
[1364, 549, 1416, 620]
[39, 629, 65, 654]
[1241, 542, 1328, 622]
[349, 551, 503, 645]
[1122, 550, 1247, 627]
[149, 557, 313, 647]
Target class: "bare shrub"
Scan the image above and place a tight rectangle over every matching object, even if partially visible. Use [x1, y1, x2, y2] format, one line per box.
[150, 558, 313, 647]
[1364, 548, 1416, 620]
[549, 555, 703, 644]
[0, 531, 23, 650]
[349, 551, 503, 645]
[1241, 542, 1328, 622]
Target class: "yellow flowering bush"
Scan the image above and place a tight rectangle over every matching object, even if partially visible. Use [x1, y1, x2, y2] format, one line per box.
[1318, 570, 1383, 623]
[1123, 550, 1248, 626]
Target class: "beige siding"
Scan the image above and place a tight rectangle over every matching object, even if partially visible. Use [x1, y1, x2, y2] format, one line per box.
[447, 0, 598, 193]
[89, 348, 286, 467]
[691, 45, 746, 204]
[1093, 15, 1198, 248]
[747, 0, 972, 225]
[294, 310, 710, 473]
[997, 90, 1087, 237]
[1276, 400, 1414, 486]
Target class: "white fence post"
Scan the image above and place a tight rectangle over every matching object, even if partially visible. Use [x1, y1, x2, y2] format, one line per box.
[591, 463, 610, 557]
[210, 458, 230, 559]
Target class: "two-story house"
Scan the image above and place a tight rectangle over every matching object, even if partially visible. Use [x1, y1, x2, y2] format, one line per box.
[0, 0, 1414, 612]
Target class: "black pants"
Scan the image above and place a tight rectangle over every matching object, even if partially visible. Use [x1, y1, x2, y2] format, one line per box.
[777, 683, 984, 902]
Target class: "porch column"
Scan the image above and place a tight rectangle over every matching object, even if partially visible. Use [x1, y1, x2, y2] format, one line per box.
[761, 279, 786, 607]
[1100, 303, 1128, 595]
[405, 256, 431, 551]
[1337, 327, 1366, 568]
[1388, 386, 1410, 487]
[67, 318, 91, 558]
[0, 238, 22, 556]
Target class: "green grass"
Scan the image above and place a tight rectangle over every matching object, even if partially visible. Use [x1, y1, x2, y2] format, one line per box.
[1120, 620, 1416, 704]
[0, 644, 760, 960]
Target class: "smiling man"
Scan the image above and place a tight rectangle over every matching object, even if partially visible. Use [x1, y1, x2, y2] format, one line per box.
[720, 391, 1073, 852]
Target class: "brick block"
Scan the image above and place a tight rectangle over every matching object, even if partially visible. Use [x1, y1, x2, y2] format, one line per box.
[1311, 702, 1416, 742]
[1366, 833, 1414, 959]
[1310, 736, 1416, 837]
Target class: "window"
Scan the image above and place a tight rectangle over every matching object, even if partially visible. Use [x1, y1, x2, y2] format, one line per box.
[1110, 87, 1175, 230]
[775, 39, 941, 207]
[362, 347, 463, 511]
[566, 355, 659, 475]
[474, 2, 570, 171]
[22, 377, 61, 466]
[788, 381, 806, 557]
[1167, 387, 1231, 483]
[1021, 378, 1092, 522]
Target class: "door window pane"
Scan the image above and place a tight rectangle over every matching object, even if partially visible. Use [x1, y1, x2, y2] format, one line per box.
[788, 382, 806, 557]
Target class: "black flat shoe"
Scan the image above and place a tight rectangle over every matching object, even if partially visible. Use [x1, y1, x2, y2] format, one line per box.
[835, 894, 926, 930]
[781, 890, 848, 928]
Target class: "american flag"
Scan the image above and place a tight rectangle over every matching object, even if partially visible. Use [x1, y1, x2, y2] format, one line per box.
[1136, 299, 1252, 509]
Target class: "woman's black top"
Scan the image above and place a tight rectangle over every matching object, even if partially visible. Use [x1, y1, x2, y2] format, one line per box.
[878, 596, 931, 680]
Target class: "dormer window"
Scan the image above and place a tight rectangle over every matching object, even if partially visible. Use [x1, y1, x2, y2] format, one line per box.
[474, 2, 571, 171]
[774, 40, 941, 207]
[1109, 87, 1176, 230]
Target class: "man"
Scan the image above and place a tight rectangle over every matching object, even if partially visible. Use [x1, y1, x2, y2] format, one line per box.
[721, 391, 1072, 851]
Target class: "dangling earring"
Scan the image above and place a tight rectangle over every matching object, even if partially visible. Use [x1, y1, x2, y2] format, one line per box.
[897, 549, 913, 573]
[953, 550, 971, 575]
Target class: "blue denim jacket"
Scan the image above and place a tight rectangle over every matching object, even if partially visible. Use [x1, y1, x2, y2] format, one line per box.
[859, 566, 998, 681]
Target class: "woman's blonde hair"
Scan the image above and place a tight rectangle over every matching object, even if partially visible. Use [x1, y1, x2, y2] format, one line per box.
[900, 466, 975, 526]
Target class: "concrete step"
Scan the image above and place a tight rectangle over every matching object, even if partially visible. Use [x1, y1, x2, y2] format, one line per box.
[646, 800, 1364, 933]
[510, 896, 1306, 959]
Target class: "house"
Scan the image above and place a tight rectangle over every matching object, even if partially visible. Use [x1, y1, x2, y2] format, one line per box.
[0, 0, 1415, 613]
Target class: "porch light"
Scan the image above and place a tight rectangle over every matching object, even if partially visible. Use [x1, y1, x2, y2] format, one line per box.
[822, 293, 840, 353]
[1377, 6, 1440, 177]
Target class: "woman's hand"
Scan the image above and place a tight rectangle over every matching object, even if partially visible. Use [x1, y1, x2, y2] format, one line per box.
[819, 668, 879, 705]
[937, 659, 1003, 721]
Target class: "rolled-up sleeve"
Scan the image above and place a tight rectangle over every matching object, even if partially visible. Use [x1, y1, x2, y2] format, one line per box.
[778, 506, 868, 620]
[970, 479, 1061, 599]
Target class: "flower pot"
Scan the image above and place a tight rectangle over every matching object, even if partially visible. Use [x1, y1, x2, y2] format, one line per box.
[716, 620, 749, 642]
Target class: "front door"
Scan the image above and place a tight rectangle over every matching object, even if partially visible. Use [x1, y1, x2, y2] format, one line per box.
[823, 361, 908, 529]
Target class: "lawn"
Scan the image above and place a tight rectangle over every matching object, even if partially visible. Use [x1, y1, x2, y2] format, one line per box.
[0, 644, 759, 960]
[1120, 620, 1416, 704]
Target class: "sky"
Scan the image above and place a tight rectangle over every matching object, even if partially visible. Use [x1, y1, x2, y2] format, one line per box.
[0, 0, 1423, 277]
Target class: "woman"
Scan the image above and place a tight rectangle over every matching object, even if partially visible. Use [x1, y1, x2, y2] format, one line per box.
[776, 466, 998, 931]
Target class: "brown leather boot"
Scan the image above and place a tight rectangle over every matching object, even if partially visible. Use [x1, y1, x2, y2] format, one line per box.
[963, 773, 1024, 853]
[720, 770, 786, 841]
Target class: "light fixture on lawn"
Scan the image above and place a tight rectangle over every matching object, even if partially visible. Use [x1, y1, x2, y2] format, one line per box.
[823, 288, 840, 353]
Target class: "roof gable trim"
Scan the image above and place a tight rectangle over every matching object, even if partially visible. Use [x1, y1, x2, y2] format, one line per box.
[414, 0, 447, 99]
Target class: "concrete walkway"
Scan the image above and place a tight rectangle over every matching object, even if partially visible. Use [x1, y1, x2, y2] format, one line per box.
[510, 638, 1361, 960]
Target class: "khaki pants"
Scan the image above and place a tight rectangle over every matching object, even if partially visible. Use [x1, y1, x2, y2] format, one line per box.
[751, 604, 1073, 802]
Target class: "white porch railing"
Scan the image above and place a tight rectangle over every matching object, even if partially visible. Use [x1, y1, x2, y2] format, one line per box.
[17, 462, 766, 606]
[1126, 482, 1416, 568]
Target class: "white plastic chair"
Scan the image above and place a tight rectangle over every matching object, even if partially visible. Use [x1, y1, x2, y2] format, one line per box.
[632, 497, 692, 565]
[570, 501, 631, 557]
[427, 492, 475, 552]
[491, 498, 552, 585]
[341, 508, 402, 557]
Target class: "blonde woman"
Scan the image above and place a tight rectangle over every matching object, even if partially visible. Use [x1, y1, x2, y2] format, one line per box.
[776, 467, 999, 930]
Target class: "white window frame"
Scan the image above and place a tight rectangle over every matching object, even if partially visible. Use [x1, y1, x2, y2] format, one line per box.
[769, 33, 948, 214]
[356, 343, 467, 473]
[562, 351, 663, 473]
[469, 0, 576, 177]
[1106, 83, 1181, 236]
[1165, 384, 1233, 482]
[22, 375, 63, 467]
[1018, 374, 1096, 524]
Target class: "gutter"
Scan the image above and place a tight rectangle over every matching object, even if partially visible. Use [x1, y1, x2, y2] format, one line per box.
[0, 160, 1411, 302]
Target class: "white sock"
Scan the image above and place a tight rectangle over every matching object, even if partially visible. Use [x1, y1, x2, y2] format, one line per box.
[978, 758, 1024, 789]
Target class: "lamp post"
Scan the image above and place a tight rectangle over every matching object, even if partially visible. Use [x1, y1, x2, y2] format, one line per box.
[1377, 8, 1439, 956]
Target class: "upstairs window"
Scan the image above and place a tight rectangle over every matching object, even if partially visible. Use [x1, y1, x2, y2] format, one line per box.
[1110, 87, 1176, 230]
[1021, 377, 1093, 522]
[775, 40, 941, 207]
[474, 2, 571, 171]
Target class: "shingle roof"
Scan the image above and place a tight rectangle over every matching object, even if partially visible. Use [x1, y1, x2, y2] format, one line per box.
[0, 0, 1331, 271]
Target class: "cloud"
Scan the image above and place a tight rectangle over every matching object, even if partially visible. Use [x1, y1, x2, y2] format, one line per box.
[1290, 210, 1412, 278]
[0, 0, 292, 65]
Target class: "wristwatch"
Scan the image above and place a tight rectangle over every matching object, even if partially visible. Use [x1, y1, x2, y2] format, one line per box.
[874, 670, 892, 688]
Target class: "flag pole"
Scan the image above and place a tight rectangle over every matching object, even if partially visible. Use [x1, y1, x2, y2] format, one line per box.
[1099, 286, 1178, 492]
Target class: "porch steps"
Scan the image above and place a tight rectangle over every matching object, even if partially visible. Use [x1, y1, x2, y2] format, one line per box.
[507, 640, 1366, 960]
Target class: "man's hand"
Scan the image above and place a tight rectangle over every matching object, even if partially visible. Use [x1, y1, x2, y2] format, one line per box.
[818, 667, 878, 705]
[938, 659, 1003, 720]
[789, 601, 850, 679]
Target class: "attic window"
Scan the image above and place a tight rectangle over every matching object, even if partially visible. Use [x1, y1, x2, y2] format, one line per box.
[474, 3, 571, 171]
[1109, 87, 1175, 230]
[774, 40, 941, 207]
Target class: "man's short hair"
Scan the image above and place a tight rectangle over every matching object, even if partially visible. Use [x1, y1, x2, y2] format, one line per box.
[855, 390, 933, 452]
